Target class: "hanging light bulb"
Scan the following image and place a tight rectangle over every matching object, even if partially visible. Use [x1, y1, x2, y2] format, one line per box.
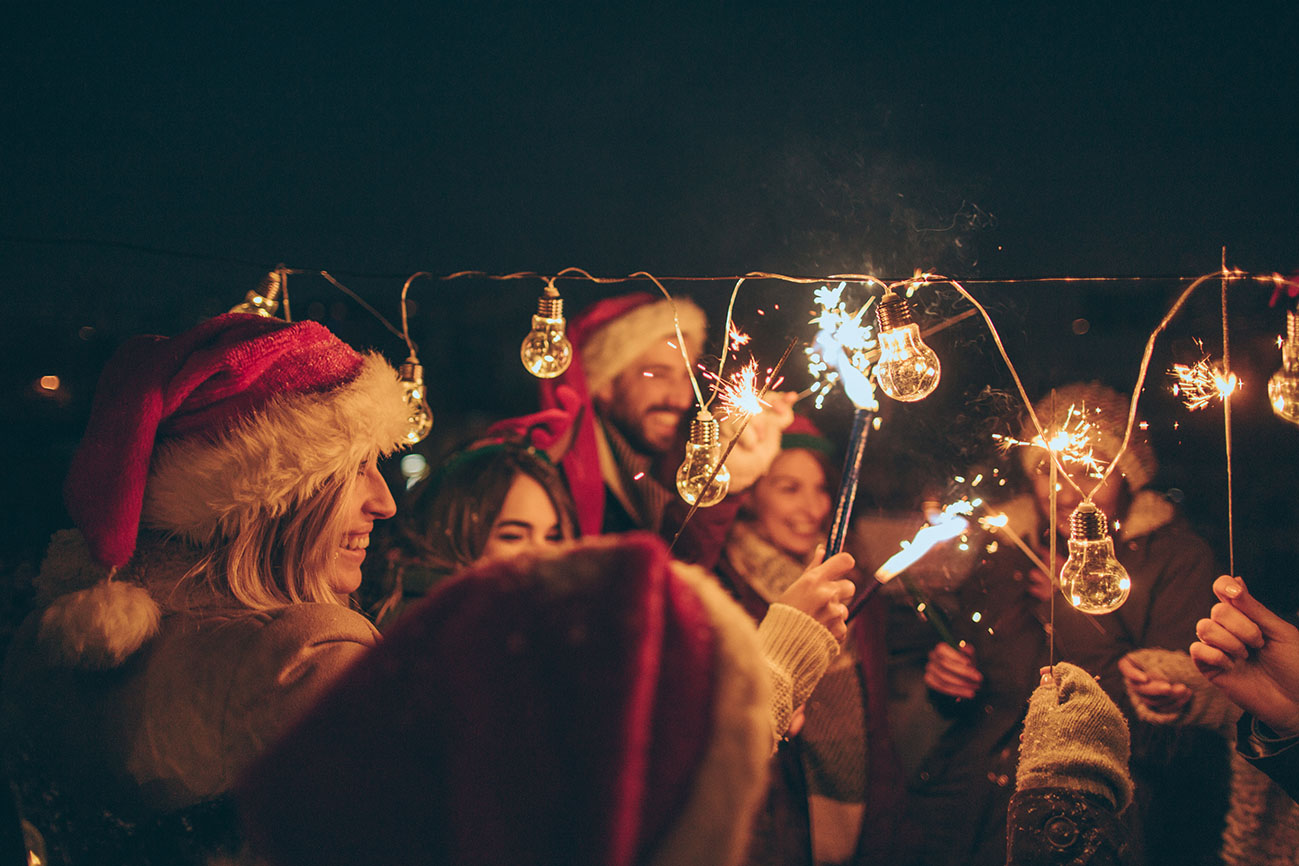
[1060, 501, 1131, 615]
[675, 410, 731, 507]
[520, 291, 573, 378]
[398, 360, 434, 445]
[873, 290, 941, 402]
[230, 268, 284, 318]
[1269, 309, 1299, 426]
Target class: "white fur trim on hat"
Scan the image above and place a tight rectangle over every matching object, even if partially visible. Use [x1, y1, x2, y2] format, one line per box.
[651, 561, 772, 866]
[581, 298, 706, 394]
[142, 352, 410, 548]
[38, 581, 162, 670]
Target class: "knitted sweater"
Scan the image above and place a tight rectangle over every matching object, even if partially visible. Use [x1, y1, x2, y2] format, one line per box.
[719, 521, 905, 865]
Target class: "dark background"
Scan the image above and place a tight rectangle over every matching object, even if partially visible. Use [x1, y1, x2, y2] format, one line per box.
[4, 3, 1298, 603]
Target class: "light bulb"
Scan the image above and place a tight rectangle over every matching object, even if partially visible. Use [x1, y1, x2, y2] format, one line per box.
[230, 269, 283, 318]
[873, 292, 941, 402]
[675, 410, 731, 507]
[520, 295, 573, 378]
[398, 361, 434, 445]
[1268, 309, 1299, 426]
[1060, 501, 1131, 615]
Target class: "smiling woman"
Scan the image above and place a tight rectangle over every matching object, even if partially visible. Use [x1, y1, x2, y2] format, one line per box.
[1, 313, 410, 864]
[366, 439, 581, 628]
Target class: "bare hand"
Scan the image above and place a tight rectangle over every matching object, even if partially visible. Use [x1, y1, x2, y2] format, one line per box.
[925, 641, 982, 700]
[1118, 654, 1191, 716]
[722, 391, 797, 492]
[1190, 575, 1299, 737]
[774, 545, 856, 642]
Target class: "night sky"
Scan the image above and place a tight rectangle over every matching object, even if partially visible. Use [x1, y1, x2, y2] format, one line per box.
[4, 4, 1299, 598]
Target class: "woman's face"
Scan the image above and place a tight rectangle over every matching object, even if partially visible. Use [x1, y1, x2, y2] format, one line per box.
[478, 473, 566, 563]
[749, 449, 832, 560]
[327, 460, 398, 595]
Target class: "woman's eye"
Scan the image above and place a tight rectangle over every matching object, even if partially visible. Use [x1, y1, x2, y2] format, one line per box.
[357, 459, 371, 475]
[494, 531, 527, 543]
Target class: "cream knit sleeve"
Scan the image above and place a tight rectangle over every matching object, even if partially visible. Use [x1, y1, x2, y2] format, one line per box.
[757, 602, 840, 741]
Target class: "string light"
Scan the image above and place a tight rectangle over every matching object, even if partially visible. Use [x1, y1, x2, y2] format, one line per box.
[519, 281, 573, 378]
[675, 409, 731, 507]
[397, 359, 434, 445]
[1060, 501, 1131, 615]
[873, 287, 942, 402]
[1269, 309, 1299, 426]
[229, 266, 286, 318]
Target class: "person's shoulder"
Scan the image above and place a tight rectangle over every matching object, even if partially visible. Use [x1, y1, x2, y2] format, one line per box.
[239, 603, 380, 645]
[182, 603, 379, 659]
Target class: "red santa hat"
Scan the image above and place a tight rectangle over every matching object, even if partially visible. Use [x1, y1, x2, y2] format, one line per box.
[492, 292, 706, 535]
[237, 532, 772, 866]
[41, 313, 410, 668]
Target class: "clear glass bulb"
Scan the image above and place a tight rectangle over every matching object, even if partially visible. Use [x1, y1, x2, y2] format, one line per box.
[229, 270, 283, 318]
[873, 293, 940, 402]
[399, 362, 434, 445]
[520, 295, 573, 379]
[1060, 501, 1131, 615]
[1268, 310, 1299, 426]
[675, 411, 730, 507]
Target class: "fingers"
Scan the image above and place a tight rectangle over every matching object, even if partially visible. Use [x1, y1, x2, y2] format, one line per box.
[805, 551, 856, 583]
[1195, 616, 1254, 661]
[1189, 640, 1233, 677]
[926, 642, 982, 699]
[1213, 575, 1295, 641]
[1117, 655, 1148, 685]
[1209, 600, 1266, 650]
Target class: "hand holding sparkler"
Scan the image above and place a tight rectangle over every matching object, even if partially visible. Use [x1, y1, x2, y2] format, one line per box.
[774, 544, 857, 642]
[925, 642, 982, 700]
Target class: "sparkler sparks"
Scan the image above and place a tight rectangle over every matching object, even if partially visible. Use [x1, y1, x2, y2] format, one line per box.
[992, 402, 1108, 479]
[874, 499, 976, 581]
[1169, 348, 1239, 411]
[706, 358, 779, 421]
[807, 282, 880, 410]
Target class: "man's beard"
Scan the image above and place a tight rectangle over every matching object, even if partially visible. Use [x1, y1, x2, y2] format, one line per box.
[604, 404, 684, 457]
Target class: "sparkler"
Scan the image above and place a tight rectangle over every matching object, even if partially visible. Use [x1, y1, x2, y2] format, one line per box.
[705, 357, 779, 422]
[991, 402, 1108, 479]
[1168, 347, 1239, 411]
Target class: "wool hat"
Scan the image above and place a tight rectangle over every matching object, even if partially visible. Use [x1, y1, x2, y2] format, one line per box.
[493, 292, 708, 535]
[238, 532, 772, 866]
[780, 413, 837, 460]
[1017, 661, 1134, 811]
[1020, 381, 1157, 491]
[41, 313, 410, 668]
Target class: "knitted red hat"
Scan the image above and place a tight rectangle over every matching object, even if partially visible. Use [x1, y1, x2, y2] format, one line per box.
[513, 293, 706, 535]
[65, 313, 411, 568]
[238, 532, 772, 866]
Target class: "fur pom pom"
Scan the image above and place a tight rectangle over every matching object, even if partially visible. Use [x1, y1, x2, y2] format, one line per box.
[38, 581, 162, 669]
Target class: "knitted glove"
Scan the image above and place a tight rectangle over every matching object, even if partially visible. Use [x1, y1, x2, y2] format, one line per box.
[1018, 662, 1134, 812]
[1122, 648, 1241, 738]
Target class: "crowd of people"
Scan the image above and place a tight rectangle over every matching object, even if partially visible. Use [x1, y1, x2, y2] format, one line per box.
[1, 294, 1296, 865]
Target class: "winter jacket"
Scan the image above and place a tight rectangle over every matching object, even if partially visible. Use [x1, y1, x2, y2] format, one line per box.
[1236, 714, 1299, 809]
[717, 521, 906, 866]
[906, 491, 1227, 866]
[1, 530, 378, 865]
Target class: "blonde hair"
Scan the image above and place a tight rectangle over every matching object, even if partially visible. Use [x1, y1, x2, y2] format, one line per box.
[192, 470, 358, 610]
